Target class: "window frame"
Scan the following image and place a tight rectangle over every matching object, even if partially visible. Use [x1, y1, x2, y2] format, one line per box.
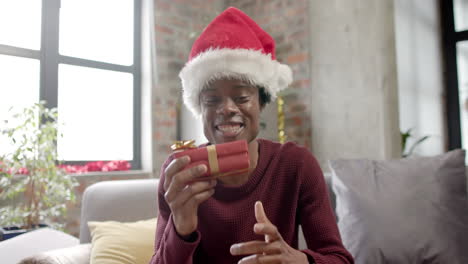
[0, 0, 142, 169]
[441, 0, 468, 150]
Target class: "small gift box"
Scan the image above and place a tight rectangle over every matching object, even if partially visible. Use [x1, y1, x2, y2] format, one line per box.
[171, 140, 250, 178]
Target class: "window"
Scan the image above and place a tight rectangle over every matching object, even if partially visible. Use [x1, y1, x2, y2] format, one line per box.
[0, 0, 142, 169]
[441, 0, 468, 163]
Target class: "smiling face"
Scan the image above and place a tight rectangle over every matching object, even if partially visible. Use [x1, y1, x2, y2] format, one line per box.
[200, 79, 263, 144]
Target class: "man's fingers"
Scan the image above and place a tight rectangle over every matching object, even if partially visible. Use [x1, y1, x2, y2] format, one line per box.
[165, 164, 207, 198]
[163, 156, 190, 190]
[254, 201, 281, 243]
[168, 180, 216, 207]
[253, 223, 281, 241]
[189, 188, 215, 206]
[254, 201, 270, 224]
[238, 254, 281, 264]
[230, 241, 281, 256]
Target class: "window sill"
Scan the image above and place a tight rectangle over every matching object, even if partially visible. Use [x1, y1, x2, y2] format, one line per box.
[70, 170, 152, 180]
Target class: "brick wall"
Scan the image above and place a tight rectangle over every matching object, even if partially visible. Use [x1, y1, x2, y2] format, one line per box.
[152, 0, 225, 173]
[225, 0, 312, 149]
[152, 0, 312, 175]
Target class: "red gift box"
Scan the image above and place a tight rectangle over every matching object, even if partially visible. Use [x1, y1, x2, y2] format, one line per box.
[172, 140, 250, 178]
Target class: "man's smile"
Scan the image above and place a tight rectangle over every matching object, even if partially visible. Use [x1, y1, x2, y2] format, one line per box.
[215, 123, 245, 137]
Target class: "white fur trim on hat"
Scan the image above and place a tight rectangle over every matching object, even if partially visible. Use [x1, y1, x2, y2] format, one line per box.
[179, 48, 293, 117]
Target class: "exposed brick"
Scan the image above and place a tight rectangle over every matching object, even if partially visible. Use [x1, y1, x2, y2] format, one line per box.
[169, 109, 177, 118]
[274, 35, 285, 44]
[155, 25, 174, 34]
[276, 43, 293, 54]
[291, 79, 311, 89]
[290, 30, 307, 41]
[289, 103, 307, 113]
[285, 115, 303, 127]
[159, 120, 175, 127]
[156, 1, 171, 11]
[151, 0, 312, 172]
[287, 52, 308, 64]
[154, 131, 162, 140]
[282, 92, 298, 101]
[169, 16, 186, 27]
[292, 127, 304, 138]
[168, 61, 184, 72]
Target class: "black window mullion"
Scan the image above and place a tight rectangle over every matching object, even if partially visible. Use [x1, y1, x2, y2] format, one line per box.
[40, 0, 60, 110]
[37, 0, 142, 169]
[455, 30, 468, 41]
[441, 0, 462, 150]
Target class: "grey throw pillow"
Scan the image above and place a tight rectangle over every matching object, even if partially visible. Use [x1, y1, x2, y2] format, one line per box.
[329, 149, 468, 264]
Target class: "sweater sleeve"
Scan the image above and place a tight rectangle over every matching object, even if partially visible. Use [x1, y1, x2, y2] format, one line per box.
[298, 151, 354, 264]
[148, 158, 201, 264]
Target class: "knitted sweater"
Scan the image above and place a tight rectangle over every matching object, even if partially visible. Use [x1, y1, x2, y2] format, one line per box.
[150, 139, 354, 264]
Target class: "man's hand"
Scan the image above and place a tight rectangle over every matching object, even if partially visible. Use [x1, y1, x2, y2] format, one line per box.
[163, 156, 217, 237]
[230, 201, 308, 264]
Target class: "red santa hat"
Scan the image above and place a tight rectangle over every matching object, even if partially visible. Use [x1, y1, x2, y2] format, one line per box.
[179, 7, 293, 116]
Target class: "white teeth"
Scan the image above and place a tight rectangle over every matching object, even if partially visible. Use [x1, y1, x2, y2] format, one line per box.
[217, 124, 242, 133]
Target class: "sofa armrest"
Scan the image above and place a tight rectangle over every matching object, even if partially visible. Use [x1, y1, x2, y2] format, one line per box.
[0, 228, 79, 264]
[79, 179, 159, 243]
[19, 244, 91, 264]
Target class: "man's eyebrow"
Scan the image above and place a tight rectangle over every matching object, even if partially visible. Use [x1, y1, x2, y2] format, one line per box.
[233, 84, 252, 88]
[202, 84, 253, 91]
[201, 88, 216, 93]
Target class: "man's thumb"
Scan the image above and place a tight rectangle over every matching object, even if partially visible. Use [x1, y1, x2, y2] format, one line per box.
[254, 201, 270, 224]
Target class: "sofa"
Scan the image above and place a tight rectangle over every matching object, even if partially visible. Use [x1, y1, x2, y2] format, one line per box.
[14, 176, 322, 264]
[12, 150, 468, 263]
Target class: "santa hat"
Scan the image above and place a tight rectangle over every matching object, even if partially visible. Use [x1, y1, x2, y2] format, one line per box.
[179, 7, 293, 116]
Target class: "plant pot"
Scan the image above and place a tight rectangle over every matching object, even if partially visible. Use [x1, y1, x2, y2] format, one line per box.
[0, 224, 48, 241]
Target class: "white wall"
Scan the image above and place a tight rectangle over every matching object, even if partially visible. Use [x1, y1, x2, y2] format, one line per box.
[308, 0, 401, 169]
[141, 0, 154, 173]
[394, 0, 445, 156]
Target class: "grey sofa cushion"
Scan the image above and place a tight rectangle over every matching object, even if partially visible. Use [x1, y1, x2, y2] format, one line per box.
[79, 179, 159, 243]
[329, 149, 468, 264]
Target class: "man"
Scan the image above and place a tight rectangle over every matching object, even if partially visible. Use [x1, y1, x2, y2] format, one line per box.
[150, 7, 354, 264]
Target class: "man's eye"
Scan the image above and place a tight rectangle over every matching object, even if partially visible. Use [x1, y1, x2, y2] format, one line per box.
[203, 97, 220, 105]
[235, 96, 249, 103]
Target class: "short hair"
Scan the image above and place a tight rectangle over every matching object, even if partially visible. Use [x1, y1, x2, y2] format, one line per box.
[258, 86, 271, 107]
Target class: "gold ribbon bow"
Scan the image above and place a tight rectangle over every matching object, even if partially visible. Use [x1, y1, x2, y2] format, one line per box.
[171, 140, 197, 151]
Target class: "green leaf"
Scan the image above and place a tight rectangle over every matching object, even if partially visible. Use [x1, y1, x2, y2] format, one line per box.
[0, 101, 76, 228]
[407, 135, 430, 157]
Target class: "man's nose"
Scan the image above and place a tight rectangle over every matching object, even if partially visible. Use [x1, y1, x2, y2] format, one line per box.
[216, 98, 239, 115]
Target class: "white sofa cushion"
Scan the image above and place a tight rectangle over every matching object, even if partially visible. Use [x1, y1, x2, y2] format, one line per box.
[19, 244, 91, 264]
[0, 228, 79, 264]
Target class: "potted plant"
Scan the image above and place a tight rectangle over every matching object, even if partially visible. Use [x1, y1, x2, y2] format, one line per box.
[401, 128, 430, 158]
[0, 101, 78, 240]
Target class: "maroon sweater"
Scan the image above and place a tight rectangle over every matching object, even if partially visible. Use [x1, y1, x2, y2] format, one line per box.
[150, 139, 354, 264]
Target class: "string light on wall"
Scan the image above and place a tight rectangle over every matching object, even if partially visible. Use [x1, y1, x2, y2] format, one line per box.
[277, 95, 286, 144]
